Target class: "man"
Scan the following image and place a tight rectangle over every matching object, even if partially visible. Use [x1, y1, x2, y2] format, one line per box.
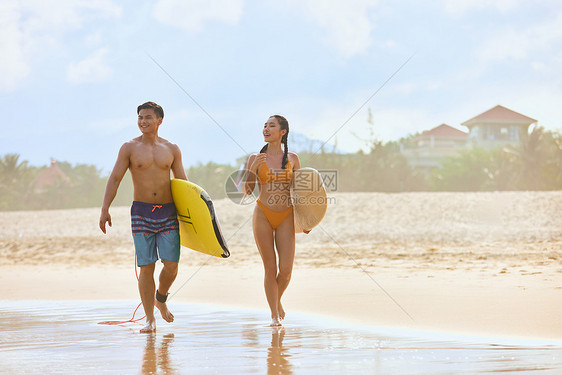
[99, 101, 187, 333]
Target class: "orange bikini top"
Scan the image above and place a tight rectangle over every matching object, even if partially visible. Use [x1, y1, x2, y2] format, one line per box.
[257, 160, 293, 184]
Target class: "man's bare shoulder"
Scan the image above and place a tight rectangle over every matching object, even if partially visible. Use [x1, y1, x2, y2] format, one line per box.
[158, 137, 181, 152]
[157, 136, 175, 146]
[116, 137, 141, 154]
[121, 136, 142, 147]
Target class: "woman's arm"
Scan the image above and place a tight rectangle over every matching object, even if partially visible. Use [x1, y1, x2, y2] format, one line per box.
[244, 153, 268, 195]
[244, 154, 257, 195]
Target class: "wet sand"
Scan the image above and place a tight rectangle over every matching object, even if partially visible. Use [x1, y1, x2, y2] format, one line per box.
[3, 263, 562, 340]
[1, 301, 561, 375]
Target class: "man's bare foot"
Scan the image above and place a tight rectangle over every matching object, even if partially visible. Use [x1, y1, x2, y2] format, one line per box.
[278, 302, 285, 321]
[270, 317, 282, 327]
[140, 319, 156, 333]
[155, 299, 174, 323]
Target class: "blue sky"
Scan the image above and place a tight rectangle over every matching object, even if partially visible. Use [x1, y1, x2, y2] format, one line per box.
[2, 0, 561, 174]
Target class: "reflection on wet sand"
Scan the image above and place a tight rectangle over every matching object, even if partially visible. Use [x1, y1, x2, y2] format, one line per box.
[0, 301, 561, 374]
[141, 333, 176, 375]
[268, 327, 293, 375]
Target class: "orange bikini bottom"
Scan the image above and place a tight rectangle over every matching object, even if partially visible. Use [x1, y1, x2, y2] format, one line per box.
[256, 200, 293, 230]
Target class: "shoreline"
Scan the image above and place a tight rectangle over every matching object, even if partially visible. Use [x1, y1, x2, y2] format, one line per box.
[3, 300, 561, 375]
[4, 263, 561, 341]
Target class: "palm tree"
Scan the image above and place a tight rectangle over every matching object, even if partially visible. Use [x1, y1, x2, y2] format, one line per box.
[0, 154, 30, 210]
[0, 153, 28, 185]
[518, 126, 544, 190]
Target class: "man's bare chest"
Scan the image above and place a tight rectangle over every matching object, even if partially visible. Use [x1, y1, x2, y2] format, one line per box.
[130, 146, 173, 171]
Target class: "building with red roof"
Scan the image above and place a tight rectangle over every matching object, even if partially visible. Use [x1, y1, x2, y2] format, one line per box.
[401, 105, 537, 169]
[34, 159, 71, 193]
[461, 105, 537, 149]
[402, 123, 469, 168]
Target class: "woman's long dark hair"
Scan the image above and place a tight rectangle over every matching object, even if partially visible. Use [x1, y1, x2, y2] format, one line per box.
[260, 115, 289, 169]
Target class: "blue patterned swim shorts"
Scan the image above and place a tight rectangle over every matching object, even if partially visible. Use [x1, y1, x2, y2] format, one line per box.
[131, 201, 180, 266]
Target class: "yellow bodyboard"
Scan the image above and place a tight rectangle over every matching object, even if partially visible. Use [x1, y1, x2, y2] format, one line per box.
[171, 179, 230, 258]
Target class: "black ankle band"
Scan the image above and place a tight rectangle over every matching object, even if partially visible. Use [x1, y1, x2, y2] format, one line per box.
[155, 290, 169, 303]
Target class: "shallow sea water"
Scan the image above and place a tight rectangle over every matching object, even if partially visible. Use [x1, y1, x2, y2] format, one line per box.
[0, 300, 561, 374]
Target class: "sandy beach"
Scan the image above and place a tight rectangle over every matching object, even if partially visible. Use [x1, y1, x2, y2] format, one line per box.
[1, 191, 561, 340]
[2, 191, 562, 374]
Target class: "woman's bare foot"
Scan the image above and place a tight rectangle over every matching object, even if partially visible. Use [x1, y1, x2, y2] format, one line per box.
[278, 302, 285, 321]
[270, 317, 282, 327]
[155, 299, 174, 323]
[140, 318, 156, 333]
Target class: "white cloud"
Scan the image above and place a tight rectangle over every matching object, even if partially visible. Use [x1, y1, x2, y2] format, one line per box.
[153, 0, 244, 33]
[476, 27, 530, 62]
[17, 0, 121, 33]
[383, 40, 397, 48]
[475, 12, 562, 64]
[506, 87, 562, 130]
[84, 32, 103, 46]
[0, 3, 30, 91]
[66, 48, 112, 84]
[443, 0, 522, 15]
[286, 0, 379, 58]
[0, 0, 121, 92]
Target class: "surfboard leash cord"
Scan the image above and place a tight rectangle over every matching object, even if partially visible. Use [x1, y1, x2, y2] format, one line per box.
[97, 253, 146, 326]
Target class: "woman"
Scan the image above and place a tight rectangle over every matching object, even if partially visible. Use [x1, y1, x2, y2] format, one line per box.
[245, 115, 301, 326]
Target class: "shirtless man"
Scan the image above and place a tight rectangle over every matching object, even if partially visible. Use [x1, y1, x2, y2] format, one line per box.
[99, 101, 187, 333]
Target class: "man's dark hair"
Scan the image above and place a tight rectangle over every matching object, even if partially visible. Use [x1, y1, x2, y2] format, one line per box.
[137, 101, 164, 119]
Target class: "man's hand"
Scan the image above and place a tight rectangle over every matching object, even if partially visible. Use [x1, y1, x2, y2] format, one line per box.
[99, 210, 112, 234]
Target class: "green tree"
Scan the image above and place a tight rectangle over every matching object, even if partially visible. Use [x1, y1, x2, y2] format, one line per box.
[517, 126, 545, 190]
[0, 154, 36, 210]
[499, 126, 562, 190]
[545, 130, 562, 189]
[57, 162, 106, 208]
[430, 148, 494, 191]
[361, 139, 420, 192]
[187, 162, 238, 199]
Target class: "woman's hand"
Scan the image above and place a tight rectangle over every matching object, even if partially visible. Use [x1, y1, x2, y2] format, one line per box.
[244, 153, 266, 195]
[249, 153, 267, 173]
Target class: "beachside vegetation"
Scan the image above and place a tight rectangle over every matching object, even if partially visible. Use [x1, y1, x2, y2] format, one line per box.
[0, 127, 561, 210]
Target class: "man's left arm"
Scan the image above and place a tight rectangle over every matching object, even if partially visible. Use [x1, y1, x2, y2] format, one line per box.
[171, 144, 188, 180]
